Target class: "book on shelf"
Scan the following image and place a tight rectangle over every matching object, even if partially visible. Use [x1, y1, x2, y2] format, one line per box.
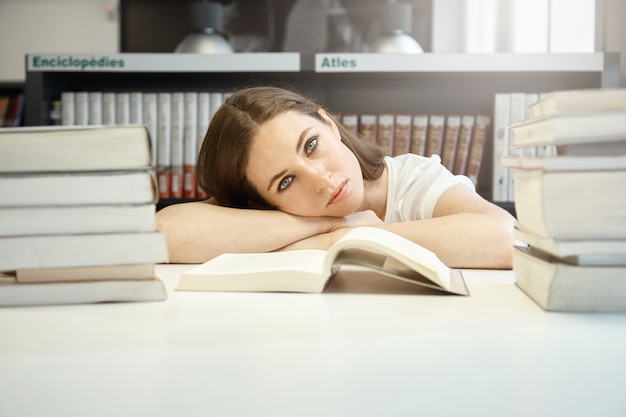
[492, 93, 511, 202]
[465, 115, 490, 188]
[157, 92, 172, 199]
[376, 113, 395, 155]
[409, 114, 428, 155]
[61, 91, 75, 125]
[452, 115, 475, 175]
[358, 114, 378, 144]
[392, 114, 411, 156]
[0, 275, 167, 307]
[183, 91, 198, 199]
[74, 91, 89, 126]
[440, 115, 461, 171]
[196, 92, 211, 199]
[506, 92, 528, 201]
[0, 231, 168, 271]
[0, 204, 157, 237]
[115, 92, 130, 124]
[512, 246, 626, 313]
[102, 92, 116, 125]
[514, 224, 626, 266]
[129, 92, 143, 124]
[425, 114, 445, 157]
[170, 92, 185, 199]
[88, 92, 103, 125]
[176, 226, 469, 295]
[528, 88, 626, 118]
[502, 155, 626, 239]
[341, 113, 358, 136]
[0, 124, 153, 172]
[142, 92, 158, 164]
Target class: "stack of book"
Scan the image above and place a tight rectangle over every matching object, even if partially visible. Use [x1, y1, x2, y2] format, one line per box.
[0, 124, 169, 307]
[502, 88, 626, 312]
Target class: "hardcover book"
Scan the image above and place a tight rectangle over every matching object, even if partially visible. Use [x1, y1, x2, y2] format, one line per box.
[177, 227, 468, 295]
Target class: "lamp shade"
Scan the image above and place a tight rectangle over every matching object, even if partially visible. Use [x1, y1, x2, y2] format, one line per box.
[371, 2, 423, 53]
[174, 1, 233, 53]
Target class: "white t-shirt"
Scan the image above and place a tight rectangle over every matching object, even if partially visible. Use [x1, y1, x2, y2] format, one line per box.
[383, 154, 475, 222]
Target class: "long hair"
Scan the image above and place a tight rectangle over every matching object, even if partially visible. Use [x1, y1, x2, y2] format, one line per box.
[196, 86, 385, 209]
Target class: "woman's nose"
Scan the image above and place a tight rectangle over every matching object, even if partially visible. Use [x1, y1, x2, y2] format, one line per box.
[305, 163, 331, 192]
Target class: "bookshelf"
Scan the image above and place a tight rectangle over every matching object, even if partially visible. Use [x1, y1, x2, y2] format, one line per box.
[24, 52, 621, 208]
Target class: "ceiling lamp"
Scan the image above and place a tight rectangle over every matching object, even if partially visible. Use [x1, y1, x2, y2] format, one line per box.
[174, 1, 233, 54]
[371, 2, 423, 53]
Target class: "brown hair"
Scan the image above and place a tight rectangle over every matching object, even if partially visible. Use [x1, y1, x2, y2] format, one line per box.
[196, 86, 385, 209]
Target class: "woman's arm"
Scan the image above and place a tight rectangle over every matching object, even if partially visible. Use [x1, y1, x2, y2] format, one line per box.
[156, 199, 382, 263]
[380, 184, 516, 269]
[279, 185, 515, 269]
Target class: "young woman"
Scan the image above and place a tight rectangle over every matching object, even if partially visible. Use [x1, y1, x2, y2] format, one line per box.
[156, 87, 515, 268]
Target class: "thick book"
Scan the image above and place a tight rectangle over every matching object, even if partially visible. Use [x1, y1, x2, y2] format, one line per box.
[512, 246, 626, 312]
[508, 111, 626, 150]
[0, 276, 167, 307]
[392, 114, 411, 156]
[177, 227, 468, 295]
[506, 164, 626, 240]
[452, 115, 475, 175]
[15, 263, 156, 283]
[376, 114, 395, 155]
[425, 114, 445, 157]
[0, 170, 157, 207]
[409, 114, 428, 155]
[0, 232, 169, 272]
[528, 88, 626, 118]
[0, 124, 153, 172]
[0, 204, 157, 237]
[514, 225, 626, 266]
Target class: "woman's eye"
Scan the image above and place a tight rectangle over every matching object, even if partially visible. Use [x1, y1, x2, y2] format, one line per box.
[278, 176, 293, 191]
[305, 136, 318, 155]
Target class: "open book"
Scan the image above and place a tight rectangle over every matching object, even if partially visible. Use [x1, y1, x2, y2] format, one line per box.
[177, 227, 469, 295]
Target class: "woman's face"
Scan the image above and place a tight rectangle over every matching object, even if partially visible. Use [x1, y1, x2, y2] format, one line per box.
[246, 110, 365, 217]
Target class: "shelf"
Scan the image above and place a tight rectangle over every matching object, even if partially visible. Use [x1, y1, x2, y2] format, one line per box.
[26, 53, 301, 73]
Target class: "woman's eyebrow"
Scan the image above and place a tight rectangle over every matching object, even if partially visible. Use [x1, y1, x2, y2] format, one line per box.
[267, 126, 313, 192]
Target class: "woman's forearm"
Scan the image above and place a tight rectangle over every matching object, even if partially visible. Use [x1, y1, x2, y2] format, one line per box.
[155, 201, 381, 263]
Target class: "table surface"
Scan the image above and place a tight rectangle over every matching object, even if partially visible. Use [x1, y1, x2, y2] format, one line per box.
[1, 264, 625, 417]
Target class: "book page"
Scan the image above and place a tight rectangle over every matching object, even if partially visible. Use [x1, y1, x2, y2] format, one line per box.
[324, 227, 452, 291]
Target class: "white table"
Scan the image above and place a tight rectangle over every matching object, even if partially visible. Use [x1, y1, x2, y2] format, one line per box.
[1, 265, 625, 417]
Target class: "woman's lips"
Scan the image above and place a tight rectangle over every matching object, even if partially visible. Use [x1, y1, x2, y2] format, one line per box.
[327, 180, 349, 206]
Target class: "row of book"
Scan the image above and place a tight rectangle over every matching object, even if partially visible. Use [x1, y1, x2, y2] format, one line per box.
[0, 93, 24, 127]
[60, 90, 492, 200]
[339, 113, 491, 186]
[492, 91, 553, 203]
[60, 90, 232, 201]
[0, 124, 169, 307]
[502, 87, 626, 312]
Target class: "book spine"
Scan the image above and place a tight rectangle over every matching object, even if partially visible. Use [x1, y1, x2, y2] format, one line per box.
[170, 92, 185, 199]
[142, 93, 158, 169]
[102, 92, 116, 125]
[115, 92, 131, 125]
[425, 114, 445, 157]
[341, 113, 358, 136]
[130, 92, 144, 125]
[74, 92, 89, 126]
[358, 114, 378, 144]
[440, 115, 461, 170]
[492, 93, 510, 202]
[61, 92, 75, 126]
[183, 92, 198, 199]
[196, 92, 211, 199]
[452, 115, 475, 175]
[507, 92, 527, 202]
[465, 115, 490, 188]
[88, 92, 102, 125]
[376, 113, 395, 155]
[409, 114, 428, 155]
[157, 92, 172, 199]
[392, 114, 412, 156]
